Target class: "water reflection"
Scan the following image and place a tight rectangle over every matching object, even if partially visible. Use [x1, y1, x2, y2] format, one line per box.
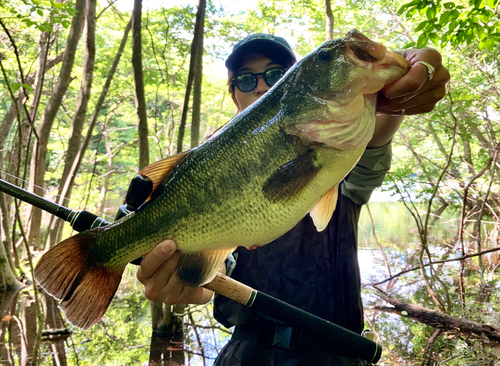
[0, 288, 69, 365]
[359, 202, 500, 366]
[1, 201, 499, 365]
[0, 269, 231, 365]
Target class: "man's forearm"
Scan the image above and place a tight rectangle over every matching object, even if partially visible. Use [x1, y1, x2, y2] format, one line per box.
[368, 114, 404, 148]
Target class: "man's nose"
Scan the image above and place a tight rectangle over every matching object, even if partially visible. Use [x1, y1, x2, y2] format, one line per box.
[254, 75, 269, 94]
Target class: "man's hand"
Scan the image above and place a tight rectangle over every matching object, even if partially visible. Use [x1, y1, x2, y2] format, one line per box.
[377, 48, 450, 115]
[369, 48, 451, 148]
[137, 240, 214, 305]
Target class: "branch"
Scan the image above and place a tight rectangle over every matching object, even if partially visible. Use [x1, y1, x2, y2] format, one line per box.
[421, 328, 442, 366]
[0, 18, 38, 140]
[374, 292, 500, 343]
[14, 199, 45, 365]
[97, 0, 119, 20]
[371, 246, 500, 286]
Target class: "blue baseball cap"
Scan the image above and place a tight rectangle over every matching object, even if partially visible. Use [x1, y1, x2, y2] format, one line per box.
[225, 33, 296, 71]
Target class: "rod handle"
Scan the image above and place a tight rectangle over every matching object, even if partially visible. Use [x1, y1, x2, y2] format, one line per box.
[203, 272, 382, 364]
[68, 210, 109, 232]
[203, 272, 256, 306]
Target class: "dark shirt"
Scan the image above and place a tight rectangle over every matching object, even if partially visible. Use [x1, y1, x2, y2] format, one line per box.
[214, 190, 364, 334]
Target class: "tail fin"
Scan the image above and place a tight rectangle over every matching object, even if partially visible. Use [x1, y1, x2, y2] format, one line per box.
[34, 229, 125, 330]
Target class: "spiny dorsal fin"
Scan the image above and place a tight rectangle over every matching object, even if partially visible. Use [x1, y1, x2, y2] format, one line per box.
[309, 184, 339, 232]
[138, 151, 189, 201]
[262, 150, 320, 204]
[176, 248, 235, 287]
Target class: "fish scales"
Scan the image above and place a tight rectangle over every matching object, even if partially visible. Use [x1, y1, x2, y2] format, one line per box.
[99, 93, 334, 266]
[34, 30, 410, 330]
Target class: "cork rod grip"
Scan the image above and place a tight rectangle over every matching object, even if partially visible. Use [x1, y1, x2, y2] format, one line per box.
[203, 272, 256, 306]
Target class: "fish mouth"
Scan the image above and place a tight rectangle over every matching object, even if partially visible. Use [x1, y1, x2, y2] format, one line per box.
[385, 50, 410, 70]
[344, 44, 409, 71]
[343, 43, 410, 94]
[343, 30, 410, 87]
[372, 51, 410, 93]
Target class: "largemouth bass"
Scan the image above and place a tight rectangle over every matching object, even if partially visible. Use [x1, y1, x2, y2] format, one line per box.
[35, 30, 409, 330]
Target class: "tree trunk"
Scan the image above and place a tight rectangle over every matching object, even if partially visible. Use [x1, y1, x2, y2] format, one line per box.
[190, 0, 206, 148]
[98, 122, 114, 215]
[132, 0, 150, 170]
[2, 47, 63, 197]
[149, 302, 185, 366]
[28, 0, 86, 251]
[0, 34, 60, 286]
[0, 193, 17, 277]
[51, 17, 132, 226]
[375, 292, 500, 343]
[46, 0, 97, 249]
[0, 290, 22, 360]
[0, 37, 59, 166]
[0, 30, 56, 200]
[324, 0, 334, 41]
[0, 217, 23, 289]
[42, 292, 69, 366]
[176, 2, 205, 153]
[19, 289, 38, 365]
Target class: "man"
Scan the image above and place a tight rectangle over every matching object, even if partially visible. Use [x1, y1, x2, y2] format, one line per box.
[137, 33, 450, 365]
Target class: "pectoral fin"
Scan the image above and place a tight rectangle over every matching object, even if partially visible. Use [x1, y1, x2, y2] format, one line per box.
[176, 248, 236, 287]
[263, 150, 320, 204]
[309, 184, 339, 232]
[138, 151, 189, 201]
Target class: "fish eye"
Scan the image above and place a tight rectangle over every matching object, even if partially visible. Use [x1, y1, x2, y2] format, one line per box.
[317, 48, 333, 62]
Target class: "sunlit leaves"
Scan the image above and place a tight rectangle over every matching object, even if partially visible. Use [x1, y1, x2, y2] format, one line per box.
[7, 0, 76, 32]
[398, 0, 500, 50]
[9, 82, 33, 93]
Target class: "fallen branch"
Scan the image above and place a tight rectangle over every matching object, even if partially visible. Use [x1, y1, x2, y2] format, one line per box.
[41, 328, 73, 343]
[374, 292, 500, 344]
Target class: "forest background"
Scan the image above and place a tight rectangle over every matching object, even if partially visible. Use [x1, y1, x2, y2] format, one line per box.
[0, 0, 500, 365]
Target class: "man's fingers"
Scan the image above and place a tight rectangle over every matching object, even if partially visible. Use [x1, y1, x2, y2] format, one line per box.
[377, 83, 447, 115]
[140, 250, 181, 301]
[381, 48, 450, 101]
[137, 240, 176, 280]
[377, 101, 437, 116]
[143, 257, 215, 305]
[382, 64, 428, 99]
[136, 239, 217, 305]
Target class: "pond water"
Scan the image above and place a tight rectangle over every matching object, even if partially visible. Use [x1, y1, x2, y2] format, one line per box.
[1, 201, 499, 365]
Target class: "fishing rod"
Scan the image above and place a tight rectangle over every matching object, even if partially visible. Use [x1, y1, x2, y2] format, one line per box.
[0, 177, 382, 364]
[0, 178, 108, 231]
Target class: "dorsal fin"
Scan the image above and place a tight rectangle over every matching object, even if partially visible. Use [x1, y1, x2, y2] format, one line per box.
[138, 151, 189, 201]
[309, 184, 339, 232]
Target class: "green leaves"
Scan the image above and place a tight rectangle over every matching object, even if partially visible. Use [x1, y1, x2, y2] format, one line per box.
[398, 0, 500, 50]
[6, 0, 76, 33]
[10, 82, 34, 93]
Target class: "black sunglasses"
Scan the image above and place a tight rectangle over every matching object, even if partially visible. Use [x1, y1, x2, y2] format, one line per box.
[231, 67, 287, 93]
